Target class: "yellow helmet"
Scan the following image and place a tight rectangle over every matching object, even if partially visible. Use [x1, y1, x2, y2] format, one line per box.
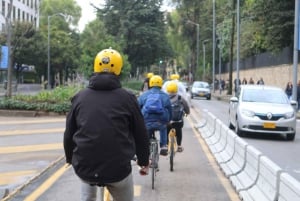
[147, 72, 154, 78]
[170, 74, 180, 80]
[166, 81, 178, 93]
[94, 48, 123, 75]
[149, 75, 163, 88]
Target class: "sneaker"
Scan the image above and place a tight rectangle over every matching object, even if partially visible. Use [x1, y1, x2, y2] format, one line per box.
[160, 146, 168, 156]
[177, 146, 184, 153]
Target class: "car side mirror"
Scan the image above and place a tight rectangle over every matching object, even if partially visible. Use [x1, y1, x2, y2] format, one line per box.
[230, 97, 238, 103]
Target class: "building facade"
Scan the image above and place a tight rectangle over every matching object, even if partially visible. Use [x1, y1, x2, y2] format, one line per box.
[0, 0, 40, 32]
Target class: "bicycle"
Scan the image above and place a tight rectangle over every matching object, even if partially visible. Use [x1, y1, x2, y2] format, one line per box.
[149, 131, 159, 190]
[168, 128, 177, 171]
[100, 186, 112, 201]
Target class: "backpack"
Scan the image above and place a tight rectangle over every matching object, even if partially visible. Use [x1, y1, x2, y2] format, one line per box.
[143, 92, 164, 114]
[171, 96, 184, 121]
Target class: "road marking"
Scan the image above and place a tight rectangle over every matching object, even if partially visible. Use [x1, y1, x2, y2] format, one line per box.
[0, 170, 37, 185]
[24, 162, 142, 201]
[24, 164, 71, 201]
[188, 115, 241, 201]
[0, 128, 65, 136]
[0, 143, 63, 154]
[0, 118, 65, 125]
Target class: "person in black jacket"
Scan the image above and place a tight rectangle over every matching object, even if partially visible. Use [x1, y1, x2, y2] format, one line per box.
[64, 48, 149, 201]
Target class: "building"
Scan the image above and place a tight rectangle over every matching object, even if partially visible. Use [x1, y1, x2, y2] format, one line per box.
[0, 0, 40, 32]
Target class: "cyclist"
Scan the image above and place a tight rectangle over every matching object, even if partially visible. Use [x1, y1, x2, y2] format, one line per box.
[165, 81, 190, 152]
[64, 48, 149, 201]
[138, 75, 172, 156]
[141, 72, 154, 92]
[162, 73, 191, 107]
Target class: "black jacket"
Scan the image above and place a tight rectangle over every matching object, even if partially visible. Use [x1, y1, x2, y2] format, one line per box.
[64, 73, 149, 184]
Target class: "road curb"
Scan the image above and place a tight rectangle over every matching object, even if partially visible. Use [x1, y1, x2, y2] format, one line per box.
[1, 155, 65, 201]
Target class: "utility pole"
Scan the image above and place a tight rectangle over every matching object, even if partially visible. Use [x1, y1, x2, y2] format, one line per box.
[5, 0, 13, 97]
[293, 0, 299, 101]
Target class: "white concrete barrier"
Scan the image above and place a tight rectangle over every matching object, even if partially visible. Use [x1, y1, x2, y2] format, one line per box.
[278, 172, 300, 201]
[220, 137, 248, 177]
[206, 119, 223, 145]
[239, 156, 282, 201]
[214, 129, 237, 164]
[193, 110, 300, 201]
[209, 124, 229, 154]
[230, 145, 262, 191]
[198, 111, 216, 138]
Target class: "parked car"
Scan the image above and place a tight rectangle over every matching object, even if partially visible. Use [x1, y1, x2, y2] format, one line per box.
[190, 81, 211, 100]
[228, 85, 297, 140]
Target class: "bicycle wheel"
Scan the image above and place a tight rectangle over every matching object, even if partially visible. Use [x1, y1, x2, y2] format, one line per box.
[169, 137, 175, 171]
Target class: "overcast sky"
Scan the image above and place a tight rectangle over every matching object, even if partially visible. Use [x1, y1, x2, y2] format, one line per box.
[75, 0, 100, 32]
[75, 0, 174, 32]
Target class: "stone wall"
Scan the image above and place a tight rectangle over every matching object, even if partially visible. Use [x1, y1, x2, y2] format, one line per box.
[220, 64, 300, 92]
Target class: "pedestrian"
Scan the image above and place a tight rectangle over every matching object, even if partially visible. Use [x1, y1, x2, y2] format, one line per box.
[234, 78, 241, 95]
[165, 81, 190, 152]
[63, 48, 150, 201]
[257, 77, 265, 85]
[249, 77, 255, 84]
[138, 75, 172, 156]
[242, 77, 247, 85]
[285, 81, 293, 100]
[297, 80, 300, 111]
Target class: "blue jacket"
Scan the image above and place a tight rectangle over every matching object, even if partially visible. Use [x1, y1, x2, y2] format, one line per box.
[138, 87, 172, 124]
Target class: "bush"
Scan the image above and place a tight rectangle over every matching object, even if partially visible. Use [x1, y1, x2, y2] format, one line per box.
[0, 86, 82, 114]
[0, 82, 141, 113]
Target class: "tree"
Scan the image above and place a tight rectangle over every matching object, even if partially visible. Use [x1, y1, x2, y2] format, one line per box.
[99, 0, 173, 78]
[39, 0, 82, 86]
[79, 20, 131, 80]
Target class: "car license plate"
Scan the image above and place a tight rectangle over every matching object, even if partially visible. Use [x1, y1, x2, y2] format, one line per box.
[199, 93, 204, 96]
[263, 122, 276, 129]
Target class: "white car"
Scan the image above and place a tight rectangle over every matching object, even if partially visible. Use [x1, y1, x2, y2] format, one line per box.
[190, 81, 211, 100]
[228, 85, 297, 140]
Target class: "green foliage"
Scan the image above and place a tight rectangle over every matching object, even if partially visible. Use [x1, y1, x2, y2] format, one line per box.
[99, 0, 174, 74]
[0, 82, 142, 113]
[122, 80, 143, 92]
[0, 86, 82, 114]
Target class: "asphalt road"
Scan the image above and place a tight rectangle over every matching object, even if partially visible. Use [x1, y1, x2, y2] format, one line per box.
[0, 108, 241, 201]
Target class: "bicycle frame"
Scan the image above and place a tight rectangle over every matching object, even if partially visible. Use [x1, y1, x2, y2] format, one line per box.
[168, 128, 177, 171]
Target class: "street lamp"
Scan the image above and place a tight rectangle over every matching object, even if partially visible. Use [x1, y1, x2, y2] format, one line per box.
[186, 20, 199, 83]
[236, 0, 241, 90]
[202, 39, 209, 80]
[212, 0, 216, 92]
[47, 13, 67, 89]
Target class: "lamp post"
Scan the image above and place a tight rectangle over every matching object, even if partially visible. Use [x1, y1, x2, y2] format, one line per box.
[236, 0, 241, 90]
[212, 0, 216, 92]
[187, 20, 199, 82]
[202, 39, 209, 80]
[47, 13, 66, 89]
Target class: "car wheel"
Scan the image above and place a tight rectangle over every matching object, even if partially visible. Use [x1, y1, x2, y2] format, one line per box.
[235, 119, 244, 137]
[191, 94, 194, 99]
[206, 96, 211, 100]
[286, 133, 295, 141]
[229, 121, 234, 129]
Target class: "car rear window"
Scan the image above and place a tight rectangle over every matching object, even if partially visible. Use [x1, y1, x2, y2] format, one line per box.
[242, 89, 288, 104]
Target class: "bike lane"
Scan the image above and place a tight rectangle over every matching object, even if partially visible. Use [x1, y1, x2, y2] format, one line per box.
[13, 110, 240, 201]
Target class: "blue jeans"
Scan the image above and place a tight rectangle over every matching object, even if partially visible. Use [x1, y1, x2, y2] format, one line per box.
[146, 122, 168, 147]
[81, 173, 133, 201]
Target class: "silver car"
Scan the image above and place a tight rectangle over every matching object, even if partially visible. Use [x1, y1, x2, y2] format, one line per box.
[229, 85, 297, 140]
[190, 81, 211, 100]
